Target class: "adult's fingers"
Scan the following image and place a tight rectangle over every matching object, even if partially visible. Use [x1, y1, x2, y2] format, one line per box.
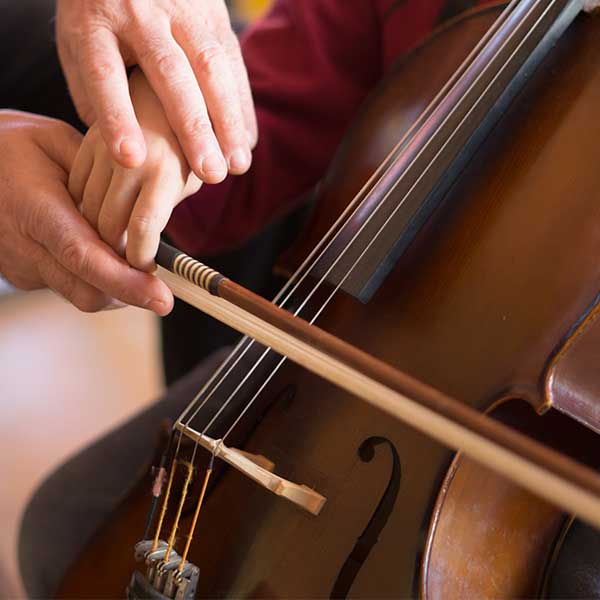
[33, 184, 173, 315]
[225, 35, 258, 150]
[135, 28, 228, 183]
[0, 256, 43, 292]
[174, 21, 251, 174]
[60, 53, 96, 126]
[219, 26, 258, 148]
[55, 8, 96, 126]
[36, 248, 112, 313]
[37, 118, 84, 177]
[79, 26, 147, 168]
[126, 176, 180, 272]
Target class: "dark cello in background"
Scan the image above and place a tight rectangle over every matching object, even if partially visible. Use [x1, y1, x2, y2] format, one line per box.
[57, 1, 600, 597]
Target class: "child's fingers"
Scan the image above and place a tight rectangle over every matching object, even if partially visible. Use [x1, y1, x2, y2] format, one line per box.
[81, 158, 114, 230]
[97, 172, 142, 255]
[183, 172, 203, 198]
[126, 176, 182, 273]
[68, 142, 95, 206]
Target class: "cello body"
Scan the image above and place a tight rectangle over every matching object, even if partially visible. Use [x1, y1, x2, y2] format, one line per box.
[58, 4, 600, 598]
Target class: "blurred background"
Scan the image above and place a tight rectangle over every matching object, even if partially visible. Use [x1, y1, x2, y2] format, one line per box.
[0, 1, 272, 597]
[231, 0, 272, 24]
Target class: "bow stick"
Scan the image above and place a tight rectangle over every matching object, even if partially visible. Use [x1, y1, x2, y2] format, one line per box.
[156, 241, 600, 529]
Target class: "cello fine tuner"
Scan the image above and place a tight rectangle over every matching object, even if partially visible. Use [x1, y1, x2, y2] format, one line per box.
[127, 540, 199, 600]
[174, 422, 327, 516]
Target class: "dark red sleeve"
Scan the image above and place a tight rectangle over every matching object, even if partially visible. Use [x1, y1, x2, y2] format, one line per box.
[166, 0, 382, 256]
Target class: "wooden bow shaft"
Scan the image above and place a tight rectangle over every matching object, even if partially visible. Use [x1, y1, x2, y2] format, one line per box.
[156, 242, 600, 529]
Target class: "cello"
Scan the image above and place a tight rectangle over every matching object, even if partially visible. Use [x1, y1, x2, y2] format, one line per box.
[56, 0, 600, 597]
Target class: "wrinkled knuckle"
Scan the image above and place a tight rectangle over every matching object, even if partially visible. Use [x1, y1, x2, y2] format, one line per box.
[61, 239, 91, 279]
[193, 42, 225, 75]
[185, 115, 214, 139]
[126, 3, 163, 33]
[24, 199, 52, 242]
[87, 57, 118, 84]
[144, 46, 181, 79]
[219, 112, 241, 135]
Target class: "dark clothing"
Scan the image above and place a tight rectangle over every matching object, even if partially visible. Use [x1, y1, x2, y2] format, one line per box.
[0, 0, 82, 131]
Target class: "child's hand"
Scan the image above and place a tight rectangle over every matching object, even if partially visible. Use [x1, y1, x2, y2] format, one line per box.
[68, 69, 203, 272]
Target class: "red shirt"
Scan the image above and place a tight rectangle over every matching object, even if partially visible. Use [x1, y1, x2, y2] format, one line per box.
[167, 0, 490, 256]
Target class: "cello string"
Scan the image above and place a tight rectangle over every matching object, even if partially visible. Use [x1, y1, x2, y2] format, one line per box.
[191, 0, 543, 439]
[186, 0, 540, 441]
[177, 455, 214, 573]
[184, 0, 545, 439]
[217, 0, 555, 442]
[178, 0, 518, 430]
[151, 430, 184, 546]
[178, 0, 521, 433]
[146, 0, 524, 555]
[164, 461, 194, 562]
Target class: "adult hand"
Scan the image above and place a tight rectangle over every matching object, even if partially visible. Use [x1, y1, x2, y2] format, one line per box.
[55, 0, 257, 183]
[0, 110, 173, 314]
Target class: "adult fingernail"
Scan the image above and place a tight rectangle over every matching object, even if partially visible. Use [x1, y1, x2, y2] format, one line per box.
[228, 148, 250, 173]
[119, 137, 144, 160]
[201, 153, 227, 180]
[147, 298, 169, 315]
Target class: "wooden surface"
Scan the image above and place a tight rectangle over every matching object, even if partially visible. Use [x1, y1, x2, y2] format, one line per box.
[423, 400, 600, 599]
[546, 301, 600, 432]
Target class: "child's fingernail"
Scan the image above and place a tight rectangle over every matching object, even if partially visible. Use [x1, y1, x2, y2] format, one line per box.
[201, 153, 227, 179]
[229, 148, 250, 173]
[119, 137, 144, 160]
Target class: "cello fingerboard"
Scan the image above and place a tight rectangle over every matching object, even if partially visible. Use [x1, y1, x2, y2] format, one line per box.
[313, 0, 579, 302]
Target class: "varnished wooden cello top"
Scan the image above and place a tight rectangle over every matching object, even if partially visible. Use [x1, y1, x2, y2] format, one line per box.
[58, 3, 600, 598]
